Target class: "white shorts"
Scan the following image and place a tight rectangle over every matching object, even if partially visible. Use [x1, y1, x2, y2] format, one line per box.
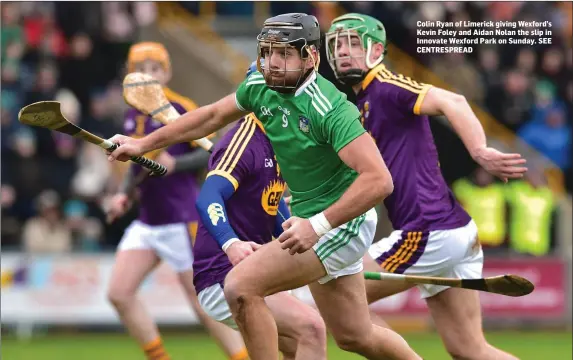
[117, 220, 195, 273]
[198, 283, 239, 329]
[368, 220, 483, 299]
[312, 208, 378, 285]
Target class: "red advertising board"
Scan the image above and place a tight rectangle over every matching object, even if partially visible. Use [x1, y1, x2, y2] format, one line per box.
[369, 257, 567, 319]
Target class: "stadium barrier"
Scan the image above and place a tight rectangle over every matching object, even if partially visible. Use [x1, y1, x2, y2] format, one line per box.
[1, 253, 568, 329]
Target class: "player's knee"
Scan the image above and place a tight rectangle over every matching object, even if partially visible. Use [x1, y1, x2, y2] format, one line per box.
[223, 271, 251, 309]
[443, 337, 488, 360]
[333, 332, 369, 353]
[107, 287, 135, 309]
[294, 310, 327, 347]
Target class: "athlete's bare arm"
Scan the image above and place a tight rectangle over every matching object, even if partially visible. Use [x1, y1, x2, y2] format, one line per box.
[419, 87, 527, 180]
[140, 94, 248, 152]
[108, 94, 249, 161]
[323, 132, 393, 228]
[419, 87, 487, 157]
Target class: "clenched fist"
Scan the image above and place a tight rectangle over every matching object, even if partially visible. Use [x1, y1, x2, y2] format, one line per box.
[277, 216, 319, 255]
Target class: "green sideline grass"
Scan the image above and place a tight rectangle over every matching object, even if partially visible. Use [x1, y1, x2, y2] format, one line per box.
[2, 331, 572, 360]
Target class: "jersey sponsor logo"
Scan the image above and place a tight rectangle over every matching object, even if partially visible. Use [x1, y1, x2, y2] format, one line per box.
[207, 203, 226, 226]
[299, 115, 310, 133]
[264, 158, 274, 168]
[260, 106, 274, 117]
[261, 179, 286, 216]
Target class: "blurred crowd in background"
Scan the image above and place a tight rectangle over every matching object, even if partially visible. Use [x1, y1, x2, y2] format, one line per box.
[1, 2, 571, 257]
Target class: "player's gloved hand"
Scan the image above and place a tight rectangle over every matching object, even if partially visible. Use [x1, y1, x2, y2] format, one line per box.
[277, 217, 319, 255]
[155, 151, 175, 175]
[226, 241, 262, 266]
[106, 134, 146, 162]
[105, 193, 132, 224]
[472, 147, 528, 183]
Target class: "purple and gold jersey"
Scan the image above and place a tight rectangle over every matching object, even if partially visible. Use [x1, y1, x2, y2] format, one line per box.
[123, 88, 203, 227]
[357, 64, 470, 231]
[193, 114, 286, 294]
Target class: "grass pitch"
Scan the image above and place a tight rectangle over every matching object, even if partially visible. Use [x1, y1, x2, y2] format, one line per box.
[2, 331, 571, 359]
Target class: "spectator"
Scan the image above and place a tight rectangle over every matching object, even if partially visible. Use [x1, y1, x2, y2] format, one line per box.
[132, 2, 157, 28]
[486, 70, 533, 131]
[64, 199, 103, 252]
[59, 32, 105, 113]
[1, 2, 23, 64]
[506, 167, 556, 256]
[486, 2, 523, 21]
[22, 190, 72, 253]
[22, 5, 67, 60]
[566, 78, 573, 122]
[11, 127, 37, 159]
[1, 91, 24, 146]
[82, 89, 121, 139]
[518, 102, 571, 171]
[515, 48, 537, 76]
[478, 46, 502, 90]
[540, 47, 568, 97]
[71, 142, 111, 200]
[52, 88, 80, 160]
[452, 168, 508, 249]
[4, 128, 44, 209]
[24, 61, 58, 105]
[430, 52, 485, 104]
[527, 80, 567, 125]
[104, 81, 130, 125]
[1, 184, 21, 248]
[79, 218, 104, 252]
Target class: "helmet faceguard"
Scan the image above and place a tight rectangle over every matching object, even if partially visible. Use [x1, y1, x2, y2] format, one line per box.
[256, 13, 321, 93]
[325, 13, 388, 87]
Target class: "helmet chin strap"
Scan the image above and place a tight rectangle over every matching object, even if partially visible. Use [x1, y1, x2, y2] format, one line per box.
[337, 69, 366, 86]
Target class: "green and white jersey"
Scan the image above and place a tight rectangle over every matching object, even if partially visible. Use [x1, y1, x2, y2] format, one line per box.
[235, 71, 365, 218]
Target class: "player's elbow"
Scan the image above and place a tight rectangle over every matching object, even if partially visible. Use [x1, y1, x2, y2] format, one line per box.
[448, 92, 467, 107]
[369, 169, 394, 202]
[207, 105, 225, 128]
[378, 175, 394, 199]
[433, 89, 467, 115]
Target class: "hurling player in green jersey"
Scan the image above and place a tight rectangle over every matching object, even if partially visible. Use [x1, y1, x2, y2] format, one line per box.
[107, 13, 422, 360]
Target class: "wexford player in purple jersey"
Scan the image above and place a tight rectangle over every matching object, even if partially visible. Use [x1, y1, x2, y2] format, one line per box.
[326, 14, 527, 360]
[105, 42, 248, 360]
[107, 14, 422, 360]
[192, 62, 327, 360]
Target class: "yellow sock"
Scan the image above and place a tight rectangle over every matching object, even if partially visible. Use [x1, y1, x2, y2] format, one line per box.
[230, 348, 249, 360]
[143, 337, 170, 360]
